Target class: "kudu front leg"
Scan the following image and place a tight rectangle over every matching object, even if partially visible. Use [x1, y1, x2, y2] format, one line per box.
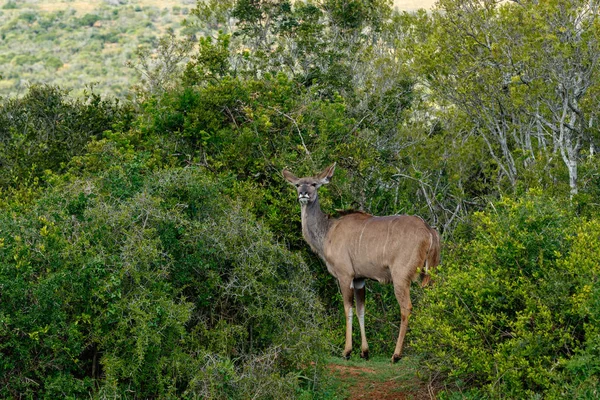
[354, 280, 369, 360]
[340, 282, 354, 360]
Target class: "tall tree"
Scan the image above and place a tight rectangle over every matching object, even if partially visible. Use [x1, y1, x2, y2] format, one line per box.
[410, 0, 600, 196]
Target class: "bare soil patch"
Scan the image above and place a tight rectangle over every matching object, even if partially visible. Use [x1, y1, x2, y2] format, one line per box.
[327, 360, 432, 400]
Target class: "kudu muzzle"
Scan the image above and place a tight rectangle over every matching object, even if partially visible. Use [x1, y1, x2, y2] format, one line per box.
[298, 191, 310, 204]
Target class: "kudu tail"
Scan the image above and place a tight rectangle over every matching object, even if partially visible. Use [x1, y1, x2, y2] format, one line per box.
[421, 228, 441, 288]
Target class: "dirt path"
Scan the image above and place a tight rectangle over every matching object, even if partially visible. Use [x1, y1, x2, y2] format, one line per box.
[326, 357, 433, 400]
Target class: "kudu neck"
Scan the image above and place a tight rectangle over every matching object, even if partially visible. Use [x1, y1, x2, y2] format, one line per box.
[300, 195, 331, 257]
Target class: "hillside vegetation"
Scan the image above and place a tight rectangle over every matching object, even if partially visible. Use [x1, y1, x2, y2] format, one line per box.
[0, 0, 196, 98]
[0, 0, 432, 98]
[1, 0, 599, 399]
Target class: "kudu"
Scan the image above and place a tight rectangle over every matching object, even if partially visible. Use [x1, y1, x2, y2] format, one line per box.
[283, 163, 440, 362]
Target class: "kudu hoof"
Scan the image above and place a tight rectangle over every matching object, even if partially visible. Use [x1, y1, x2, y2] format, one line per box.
[360, 350, 369, 360]
[342, 351, 352, 360]
[392, 354, 402, 364]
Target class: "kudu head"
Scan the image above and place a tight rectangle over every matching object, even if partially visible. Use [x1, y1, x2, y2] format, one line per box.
[282, 163, 336, 205]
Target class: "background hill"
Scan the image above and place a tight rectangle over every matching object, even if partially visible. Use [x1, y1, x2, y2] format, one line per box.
[0, 0, 195, 98]
[0, 0, 435, 99]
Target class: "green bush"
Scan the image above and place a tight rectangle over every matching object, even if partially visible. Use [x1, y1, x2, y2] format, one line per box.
[77, 13, 101, 27]
[550, 218, 600, 398]
[0, 143, 326, 398]
[0, 85, 132, 189]
[2, 1, 18, 9]
[45, 56, 63, 70]
[410, 190, 600, 398]
[19, 11, 37, 23]
[11, 54, 38, 65]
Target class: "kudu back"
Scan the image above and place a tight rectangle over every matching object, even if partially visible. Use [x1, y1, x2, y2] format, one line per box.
[283, 163, 440, 362]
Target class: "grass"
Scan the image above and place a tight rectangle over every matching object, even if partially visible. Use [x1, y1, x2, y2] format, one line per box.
[320, 354, 431, 400]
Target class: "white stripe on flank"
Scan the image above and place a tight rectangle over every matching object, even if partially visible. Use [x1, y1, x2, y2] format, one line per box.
[382, 218, 394, 262]
[357, 219, 369, 251]
[425, 230, 433, 274]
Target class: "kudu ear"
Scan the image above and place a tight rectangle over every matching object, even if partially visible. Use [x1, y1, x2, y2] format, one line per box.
[282, 169, 300, 185]
[317, 163, 336, 184]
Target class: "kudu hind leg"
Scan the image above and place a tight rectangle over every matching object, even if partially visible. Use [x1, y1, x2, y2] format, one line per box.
[354, 280, 369, 360]
[392, 282, 412, 363]
[340, 282, 354, 359]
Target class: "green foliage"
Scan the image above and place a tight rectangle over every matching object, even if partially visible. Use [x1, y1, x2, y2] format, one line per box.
[2, 1, 600, 399]
[44, 55, 63, 70]
[323, 0, 391, 32]
[0, 85, 131, 190]
[411, 190, 600, 398]
[11, 53, 38, 65]
[128, 28, 195, 98]
[76, 13, 100, 27]
[2, 1, 18, 10]
[184, 33, 232, 83]
[547, 218, 600, 398]
[0, 146, 326, 398]
[406, 0, 600, 196]
[0, 3, 194, 98]
[18, 11, 36, 23]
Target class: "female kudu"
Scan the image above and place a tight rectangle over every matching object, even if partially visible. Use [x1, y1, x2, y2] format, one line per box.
[283, 163, 440, 362]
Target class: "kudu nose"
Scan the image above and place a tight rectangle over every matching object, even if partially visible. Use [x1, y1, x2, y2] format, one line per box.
[298, 188, 310, 202]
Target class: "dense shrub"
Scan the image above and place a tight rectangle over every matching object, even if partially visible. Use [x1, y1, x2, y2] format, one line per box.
[76, 13, 101, 27]
[0, 85, 132, 189]
[0, 145, 326, 398]
[2, 1, 18, 10]
[44, 56, 63, 70]
[410, 190, 600, 398]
